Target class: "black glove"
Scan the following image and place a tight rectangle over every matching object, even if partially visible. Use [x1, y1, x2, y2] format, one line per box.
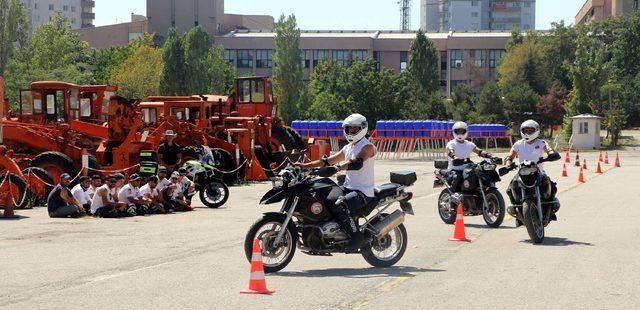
[316, 165, 339, 178]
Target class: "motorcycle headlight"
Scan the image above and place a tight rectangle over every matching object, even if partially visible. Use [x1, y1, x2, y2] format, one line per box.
[271, 178, 284, 189]
[482, 164, 496, 171]
[519, 167, 538, 176]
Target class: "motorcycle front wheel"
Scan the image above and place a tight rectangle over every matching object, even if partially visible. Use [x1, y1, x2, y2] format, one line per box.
[362, 222, 408, 268]
[437, 190, 456, 224]
[482, 189, 505, 228]
[244, 214, 297, 273]
[199, 180, 229, 208]
[523, 199, 545, 244]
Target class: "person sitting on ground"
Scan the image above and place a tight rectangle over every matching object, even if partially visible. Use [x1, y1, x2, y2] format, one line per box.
[158, 130, 182, 173]
[161, 172, 192, 212]
[71, 176, 92, 214]
[177, 167, 196, 205]
[156, 166, 171, 193]
[139, 176, 165, 214]
[113, 173, 125, 199]
[117, 174, 149, 216]
[87, 175, 102, 200]
[91, 175, 125, 218]
[47, 173, 86, 218]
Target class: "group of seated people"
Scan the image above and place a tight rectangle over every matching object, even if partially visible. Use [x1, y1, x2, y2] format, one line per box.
[47, 166, 196, 218]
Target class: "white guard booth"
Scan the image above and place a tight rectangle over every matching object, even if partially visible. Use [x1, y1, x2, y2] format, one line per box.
[571, 114, 603, 150]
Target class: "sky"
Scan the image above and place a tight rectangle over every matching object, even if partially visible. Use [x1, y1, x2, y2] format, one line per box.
[95, 0, 585, 30]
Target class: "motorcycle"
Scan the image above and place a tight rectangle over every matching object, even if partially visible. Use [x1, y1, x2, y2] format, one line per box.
[498, 153, 561, 243]
[182, 160, 230, 208]
[433, 157, 506, 227]
[244, 165, 416, 273]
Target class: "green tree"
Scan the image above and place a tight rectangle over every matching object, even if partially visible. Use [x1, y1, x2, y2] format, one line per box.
[498, 39, 549, 95]
[159, 28, 186, 95]
[447, 84, 475, 121]
[506, 26, 523, 50]
[502, 83, 540, 129]
[273, 14, 304, 123]
[0, 0, 29, 75]
[91, 34, 155, 84]
[537, 81, 567, 137]
[476, 82, 505, 124]
[539, 21, 576, 90]
[183, 26, 212, 94]
[111, 45, 163, 99]
[207, 45, 235, 94]
[407, 30, 439, 93]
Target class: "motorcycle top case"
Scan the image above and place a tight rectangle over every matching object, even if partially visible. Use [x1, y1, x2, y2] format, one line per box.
[434, 159, 448, 170]
[139, 150, 158, 163]
[390, 170, 417, 186]
[139, 161, 159, 177]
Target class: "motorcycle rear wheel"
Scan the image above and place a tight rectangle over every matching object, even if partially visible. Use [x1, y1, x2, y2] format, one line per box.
[523, 200, 545, 244]
[244, 214, 296, 273]
[362, 222, 408, 268]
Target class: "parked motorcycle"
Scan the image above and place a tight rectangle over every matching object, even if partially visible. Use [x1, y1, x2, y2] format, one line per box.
[244, 165, 416, 273]
[182, 160, 229, 208]
[433, 157, 506, 227]
[499, 153, 561, 243]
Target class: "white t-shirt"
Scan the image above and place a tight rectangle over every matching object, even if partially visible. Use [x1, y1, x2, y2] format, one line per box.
[511, 139, 549, 171]
[91, 184, 114, 214]
[139, 184, 159, 199]
[446, 140, 477, 171]
[71, 184, 89, 205]
[171, 182, 183, 199]
[156, 177, 171, 192]
[86, 186, 96, 199]
[118, 183, 140, 204]
[179, 178, 193, 192]
[342, 138, 376, 197]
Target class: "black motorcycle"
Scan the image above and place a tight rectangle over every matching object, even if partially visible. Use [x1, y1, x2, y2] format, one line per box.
[499, 153, 561, 244]
[244, 165, 416, 273]
[182, 160, 230, 208]
[433, 157, 506, 227]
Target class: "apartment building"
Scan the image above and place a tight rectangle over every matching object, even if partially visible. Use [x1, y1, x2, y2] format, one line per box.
[421, 0, 535, 32]
[575, 0, 638, 24]
[21, 0, 94, 30]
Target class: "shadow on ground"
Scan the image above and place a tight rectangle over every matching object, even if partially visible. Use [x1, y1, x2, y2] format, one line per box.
[273, 266, 443, 278]
[519, 237, 594, 246]
[465, 223, 516, 230]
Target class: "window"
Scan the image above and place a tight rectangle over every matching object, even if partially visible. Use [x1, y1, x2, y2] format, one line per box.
[49, 4, 54, 10]
[352, 50, 368, 62]
[20, 91, 33, 115]
[472, 49, 486, 67]
[579, 122, 589, 134]
[63, 5, 68, 11]
[489, 49, 505, 68]
[34, 3, 39, 9]
[471, 1, 478, 6]
[471, 12, 479, 17]
[400, 51, 408, 72]
[252, 80, 265, 102]
[224, 49, 234, 64]
[440, 51, 448, 70]
[374, 51, 381, 71]
[333, 50, 349, 66]
[450, 49, 464, 69]
[46, 94, 55, 115]
[302, 50, 311, 68]
[237, 79, 265, 103]
[524, 2, 531, 7]
[313, 50, 330, 67]
[70, 89, 79, 119]
[81, 98, 91, 117]
[142, 108, 157, 124]
[523, 24, 531, 30]
[72, 18, 77, 24]
[71, 6, 76, 12]
[236, 50, 253, 68]
[255, 50, 273, 68]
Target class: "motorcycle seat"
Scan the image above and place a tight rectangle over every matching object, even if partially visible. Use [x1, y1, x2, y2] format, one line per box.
[375, 183, 402, 199]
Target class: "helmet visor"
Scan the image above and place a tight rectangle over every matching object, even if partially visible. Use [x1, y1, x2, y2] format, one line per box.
[453, 128, 467, 135]
[344, 126, 362, 135]
[522, 127, 536, 135]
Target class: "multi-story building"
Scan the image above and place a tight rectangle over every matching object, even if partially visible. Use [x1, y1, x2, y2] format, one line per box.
[21, 0, 94, 30]
[74, 14, 148, 49]
[421, 0, 535, 32]
[575, 0, 638, 24]
[146, 0, 224, 38]
[215, 30, 511, 97]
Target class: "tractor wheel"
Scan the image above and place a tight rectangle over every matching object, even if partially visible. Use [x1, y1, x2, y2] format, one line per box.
[182, 146, 204, 162]
[253, 146, 275, 178]
[30, 152, 78, 184]
[88, 154, 102, 178]
[284, 126, 307, 150]
[270, 125, 296, 152]
[22, 167, 54, 207]
[0, 173, 28, 209]
[212, 148, 239, 184]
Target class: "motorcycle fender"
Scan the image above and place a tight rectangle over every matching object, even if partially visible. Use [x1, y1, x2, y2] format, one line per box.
[400, 201, 414, 215]
[261, 212, 287, 222]
[260, 183, 313, 205]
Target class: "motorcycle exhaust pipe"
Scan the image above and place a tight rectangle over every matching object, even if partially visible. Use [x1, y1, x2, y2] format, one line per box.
[373, 210, 405, 239]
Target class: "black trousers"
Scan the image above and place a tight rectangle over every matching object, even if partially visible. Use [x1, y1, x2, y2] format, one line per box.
[330, 188, 373, 235]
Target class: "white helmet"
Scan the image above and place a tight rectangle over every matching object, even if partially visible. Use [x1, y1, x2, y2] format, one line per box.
[452, 121, 468, 142]
[520, 119, 540, 142]
[342, 113, 368, 143]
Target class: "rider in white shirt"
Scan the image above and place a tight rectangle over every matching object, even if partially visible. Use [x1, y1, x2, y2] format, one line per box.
[445, 121, 493, 191]
[298, 113, 376, 251]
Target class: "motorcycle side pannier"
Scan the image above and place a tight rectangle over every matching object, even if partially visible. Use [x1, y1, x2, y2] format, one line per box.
[390, 170, 417, 186]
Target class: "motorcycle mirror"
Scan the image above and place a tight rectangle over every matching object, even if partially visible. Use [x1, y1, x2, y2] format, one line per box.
[492, 157, 503, 165]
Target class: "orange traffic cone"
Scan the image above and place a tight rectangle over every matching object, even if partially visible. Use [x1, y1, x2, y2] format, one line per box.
[578, 167, 585, 183]
[596, 161, 603, 174]
[582, 159, 588, 170]
[561, 164, 568, 177]
[241, 239, 275, 295]
[604, 152, 610, 164]
[598, 151, 603, 162]
[614, 153, 621, 167]
[574, 151, 581, 167]
[565, 149, 571, 163]
[449, 203, 470, 242]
